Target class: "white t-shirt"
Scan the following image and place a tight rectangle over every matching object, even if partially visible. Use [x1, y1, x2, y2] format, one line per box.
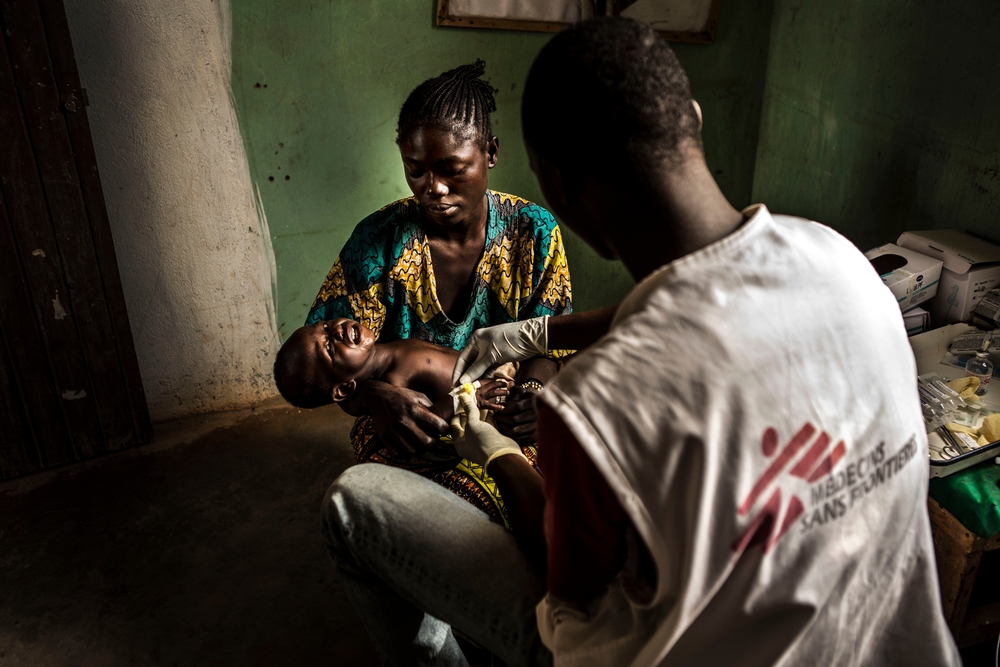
[537, 206, 959, 667]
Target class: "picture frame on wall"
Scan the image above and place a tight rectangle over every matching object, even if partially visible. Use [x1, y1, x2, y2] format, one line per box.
[614, 0, 720, 43]
[435, 0, 601, 34]
[435, 0, 720, 44]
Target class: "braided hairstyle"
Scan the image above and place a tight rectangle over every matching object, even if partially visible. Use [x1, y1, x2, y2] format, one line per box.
[397, 60, 498, 148]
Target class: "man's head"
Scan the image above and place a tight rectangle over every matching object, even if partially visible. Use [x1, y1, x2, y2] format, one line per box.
[273, 318, 377, 409]
[522, 18, 702, 254]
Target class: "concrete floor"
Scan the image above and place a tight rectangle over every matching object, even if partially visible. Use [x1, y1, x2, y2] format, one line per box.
[0, 398, 380, 667]
[2, 398, 995, 666]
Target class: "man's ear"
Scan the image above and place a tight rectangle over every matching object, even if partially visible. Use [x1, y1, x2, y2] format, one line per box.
[528, 142, 578, 216]
[486, 136, 499, 169]
[692, 99, 703, 132]
[542, 157, 582, 210]
[331, 379, 357, 404]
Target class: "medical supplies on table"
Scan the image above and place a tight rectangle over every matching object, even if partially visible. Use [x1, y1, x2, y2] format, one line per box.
[971, 286, 1000, 330]
[897, 229, 1000, 326]
[920, 372, 1000, 475]
[864, 243, 942, 311]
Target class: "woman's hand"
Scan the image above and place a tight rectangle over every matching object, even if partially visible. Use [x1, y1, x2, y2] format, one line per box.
[494, 385, 541, 445]
[494, 356, 558, 445]
[347, 381, 450, 456]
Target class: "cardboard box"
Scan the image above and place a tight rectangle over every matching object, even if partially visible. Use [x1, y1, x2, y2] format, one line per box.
[864, 243, 943, 311]
[902, 306, 931, 336]
[897, 230, 1000, 325]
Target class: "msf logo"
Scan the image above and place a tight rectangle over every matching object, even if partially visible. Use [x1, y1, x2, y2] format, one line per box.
[731, 423, 845, 555]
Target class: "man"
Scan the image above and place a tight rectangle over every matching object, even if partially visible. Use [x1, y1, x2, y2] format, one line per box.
[323, 17, 960, 667]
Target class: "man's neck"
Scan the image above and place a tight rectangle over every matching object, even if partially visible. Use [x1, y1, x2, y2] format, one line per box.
[591, 152, 745, 282]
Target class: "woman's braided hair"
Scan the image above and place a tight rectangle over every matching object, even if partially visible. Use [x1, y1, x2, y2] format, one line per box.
[396, 60, 498, 148]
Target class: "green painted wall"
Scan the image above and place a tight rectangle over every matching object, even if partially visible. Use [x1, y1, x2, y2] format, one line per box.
[676, 0, 774, 214]
[753, 0, 1000, 252]
[232, 0, 774, 339]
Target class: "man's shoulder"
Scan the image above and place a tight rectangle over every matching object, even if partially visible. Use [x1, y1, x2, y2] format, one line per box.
[762, 209, 865, 269]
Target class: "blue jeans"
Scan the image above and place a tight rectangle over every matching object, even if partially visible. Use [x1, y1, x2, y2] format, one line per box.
[322, 464, 553, 667]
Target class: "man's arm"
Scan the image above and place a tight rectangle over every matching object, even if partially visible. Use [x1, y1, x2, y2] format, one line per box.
[534, 403, 627, 603]
[546, 306, 618, 352]
[484, 401, 629, 596]
[453, 306, 619, 385]
[450, 388, 628, 593]
[488, 455, 548, 575]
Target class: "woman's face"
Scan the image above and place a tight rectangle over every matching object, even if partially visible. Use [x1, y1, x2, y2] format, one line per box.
[398, 125, 499, 230]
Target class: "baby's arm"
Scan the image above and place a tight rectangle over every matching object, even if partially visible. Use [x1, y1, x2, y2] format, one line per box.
[427, 379, 510, 422]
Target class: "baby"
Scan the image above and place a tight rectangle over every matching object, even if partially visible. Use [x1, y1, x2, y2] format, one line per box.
[273, 317, 510, 423]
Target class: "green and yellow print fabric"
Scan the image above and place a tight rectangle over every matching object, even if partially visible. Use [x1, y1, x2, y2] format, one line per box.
[307, 191, 571, 526]
[306, 191, 573, 353]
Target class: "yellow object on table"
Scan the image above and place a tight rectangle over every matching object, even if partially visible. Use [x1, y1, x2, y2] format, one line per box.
[946, 422, 979, 437]
[947, 376, 981, 401]
[982, 413, 1000, 443]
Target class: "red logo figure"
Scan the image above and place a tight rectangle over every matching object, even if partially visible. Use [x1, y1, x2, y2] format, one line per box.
[732, 423, 846, 554]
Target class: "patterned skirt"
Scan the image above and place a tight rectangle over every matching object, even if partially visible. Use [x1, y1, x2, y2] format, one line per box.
[351, 415, 538, 529]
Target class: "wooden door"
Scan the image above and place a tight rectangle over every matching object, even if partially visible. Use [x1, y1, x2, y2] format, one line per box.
[0, 0, 151, 480]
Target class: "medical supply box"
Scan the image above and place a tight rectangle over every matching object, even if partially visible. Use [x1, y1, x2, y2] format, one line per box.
[864, 243, 942, 311]
[897, 230, 1000, 325]
[903, 307, 931, 336]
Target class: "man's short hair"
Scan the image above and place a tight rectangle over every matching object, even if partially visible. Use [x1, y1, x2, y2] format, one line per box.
[522, 17, 700, 181]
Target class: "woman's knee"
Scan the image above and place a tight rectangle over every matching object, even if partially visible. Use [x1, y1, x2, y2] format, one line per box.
[321, 464, 424, 559]
[321, 464, 384, 563]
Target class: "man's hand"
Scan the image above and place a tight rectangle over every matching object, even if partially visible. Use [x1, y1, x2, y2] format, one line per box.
[451, 390, 525, 470]
[452, 317, 548, 385]
[365, 382, 450, 456]
[495, 385, 540, 445]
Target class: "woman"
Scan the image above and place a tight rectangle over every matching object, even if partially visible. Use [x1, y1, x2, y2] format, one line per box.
[305, 61, 572, 526]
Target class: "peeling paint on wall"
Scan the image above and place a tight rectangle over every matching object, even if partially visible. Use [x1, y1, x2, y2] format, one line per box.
[51, 291, 67, 320]
[230, 0, 773, 336]
[752, 0, 1000, 250]
[64, 0, 281, 421]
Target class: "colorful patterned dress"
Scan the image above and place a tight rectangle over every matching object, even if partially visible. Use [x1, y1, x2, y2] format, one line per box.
[306, 191, 572, 526]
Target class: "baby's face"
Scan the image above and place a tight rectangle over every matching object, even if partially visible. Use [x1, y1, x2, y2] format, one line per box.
[294, 317, 377, 385]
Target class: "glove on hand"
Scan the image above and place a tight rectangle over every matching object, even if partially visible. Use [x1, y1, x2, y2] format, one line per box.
[450, 387, 525, 471]
[452, 316, 549, 385]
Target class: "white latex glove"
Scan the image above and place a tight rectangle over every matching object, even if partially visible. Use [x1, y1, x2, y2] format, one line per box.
[452, 316, 548, 385]
[450, 387, 525, 470]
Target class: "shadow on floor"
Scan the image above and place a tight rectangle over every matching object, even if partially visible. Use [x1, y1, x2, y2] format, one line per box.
[3, 398, 991, 666]
[0, 399, 380, 666]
